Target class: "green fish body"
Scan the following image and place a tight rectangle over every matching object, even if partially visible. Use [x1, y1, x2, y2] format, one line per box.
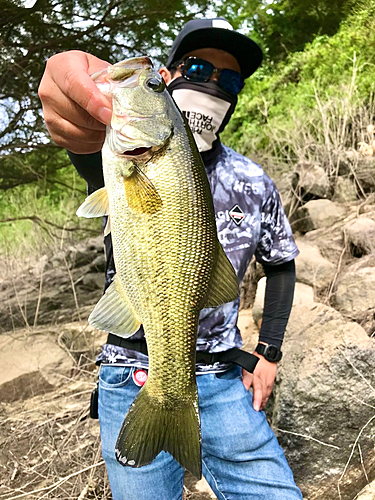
[77, 57, 238, 478]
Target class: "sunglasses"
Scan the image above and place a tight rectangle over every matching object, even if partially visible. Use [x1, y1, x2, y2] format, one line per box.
[175, 57, 245, 95]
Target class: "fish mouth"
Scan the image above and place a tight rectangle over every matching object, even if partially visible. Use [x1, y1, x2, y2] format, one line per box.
[121, 147, 152, 157]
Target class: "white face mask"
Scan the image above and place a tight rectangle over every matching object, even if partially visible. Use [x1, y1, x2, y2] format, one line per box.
[168, 78, 237, 152]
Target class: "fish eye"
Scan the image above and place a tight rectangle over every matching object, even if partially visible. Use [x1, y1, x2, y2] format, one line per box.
[145, 77, 165, 93]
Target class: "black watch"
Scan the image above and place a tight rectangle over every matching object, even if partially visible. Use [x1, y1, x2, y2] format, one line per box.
[255, 343, 282, 362]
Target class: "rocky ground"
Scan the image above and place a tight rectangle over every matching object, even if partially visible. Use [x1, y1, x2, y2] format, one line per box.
[1, 161, 375, 499]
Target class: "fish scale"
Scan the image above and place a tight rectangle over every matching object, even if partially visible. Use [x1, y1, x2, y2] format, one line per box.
[77, 56, 239, 478]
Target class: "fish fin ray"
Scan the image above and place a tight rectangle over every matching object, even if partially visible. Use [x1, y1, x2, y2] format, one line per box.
[123, 166, 162, 214]
[204, 243, 239, 307]
[115, 386, 201, 478]
[76, 187, 109, 218]
[89, 276, 140, 336]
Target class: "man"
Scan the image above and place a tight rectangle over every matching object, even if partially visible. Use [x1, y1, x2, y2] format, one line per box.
[39, 17, 302, 500]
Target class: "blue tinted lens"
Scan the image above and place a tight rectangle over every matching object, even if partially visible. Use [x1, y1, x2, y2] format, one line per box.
[219, 69, 245, 95]
[184, 58, 214, 82]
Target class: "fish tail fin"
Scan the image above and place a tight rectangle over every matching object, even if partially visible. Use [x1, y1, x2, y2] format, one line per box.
[115, 385, 201, 478]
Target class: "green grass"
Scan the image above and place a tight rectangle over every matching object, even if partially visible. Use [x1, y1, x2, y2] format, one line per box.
[0, 164, 101, 266]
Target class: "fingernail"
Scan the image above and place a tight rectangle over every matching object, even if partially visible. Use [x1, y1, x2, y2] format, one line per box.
[254, 404, 260, 412]
[98, 107, 112, 124]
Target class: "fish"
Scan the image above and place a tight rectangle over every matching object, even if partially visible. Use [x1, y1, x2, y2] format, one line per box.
[76, 56, 239, 478]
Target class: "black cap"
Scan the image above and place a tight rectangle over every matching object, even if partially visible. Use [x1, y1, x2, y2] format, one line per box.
[166, 18, 263, 79]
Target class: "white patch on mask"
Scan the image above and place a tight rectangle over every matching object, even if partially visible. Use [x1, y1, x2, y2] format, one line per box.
[171, 89, 231, 152]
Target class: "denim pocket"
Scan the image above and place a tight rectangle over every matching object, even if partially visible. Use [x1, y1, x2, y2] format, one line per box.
[99, 365, 134, 388]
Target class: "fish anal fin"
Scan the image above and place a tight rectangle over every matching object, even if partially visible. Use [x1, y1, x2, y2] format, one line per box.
[123, 166, 162, 215]
[115, 385, 201, 478]
[204, 244, 239, 308]
[89, 276, 140, 336]
[77, 187, 109, 218]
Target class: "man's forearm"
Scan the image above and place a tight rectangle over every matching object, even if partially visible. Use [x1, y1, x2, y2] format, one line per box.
[67, 150, 104, 191]
[258, 260, 296, 349]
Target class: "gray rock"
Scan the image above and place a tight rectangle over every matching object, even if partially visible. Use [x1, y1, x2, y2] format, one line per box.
[294, 199, 347, 233]
[0, 332, 73, 403]
[344, 217, 375, 256]
[82, 272, 105, 290]
[252, 276, 314, 325]
[333, 177, 358, 203]
[295, 239, 336, 290]
[293, 163, 331, 199]
[271, 303, 375, 500]
[335, 263, 375, 316]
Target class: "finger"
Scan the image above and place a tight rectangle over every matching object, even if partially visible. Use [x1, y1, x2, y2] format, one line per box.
[44, 109, 106, 146]
[260, 384, 274, 410]
[252, 377, 264, 412]
[242, 370, 253, 391]
[42, 87, 107, 132]
[48, 52, 112, 125]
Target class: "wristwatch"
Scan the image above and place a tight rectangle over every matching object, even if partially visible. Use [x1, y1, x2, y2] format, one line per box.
[255, 343, 283, 362]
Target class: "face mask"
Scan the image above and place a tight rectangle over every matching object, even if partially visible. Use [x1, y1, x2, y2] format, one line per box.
[168, 77, 237, 152]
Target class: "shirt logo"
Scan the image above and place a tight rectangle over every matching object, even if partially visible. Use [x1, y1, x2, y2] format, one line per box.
[229, 205, 245, 226]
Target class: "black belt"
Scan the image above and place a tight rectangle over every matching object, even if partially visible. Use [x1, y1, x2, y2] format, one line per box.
[106, 333, 259, 373]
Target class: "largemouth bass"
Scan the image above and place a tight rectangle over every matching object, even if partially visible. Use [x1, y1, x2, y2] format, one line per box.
[77, 56, 238, 478]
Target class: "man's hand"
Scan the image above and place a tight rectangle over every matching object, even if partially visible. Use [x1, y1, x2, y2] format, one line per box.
[242, 355, 277, 411]
[38, 50, 112, 154]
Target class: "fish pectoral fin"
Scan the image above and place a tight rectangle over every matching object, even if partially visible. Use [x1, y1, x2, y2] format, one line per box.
[115, 385, 202, 479]
[76, 187, 109, 218]
[123, 165, 162, 215]
[204, 243, 239, 308]
[89, 276, 141, 336]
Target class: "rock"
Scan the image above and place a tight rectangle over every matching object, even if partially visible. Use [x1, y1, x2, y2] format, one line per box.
[82, 272, 105, 290]
[356, 157, 375, 194]
[294, 199, 347, 233]
[333, 177, 358, 203]
[293, 163, 331, 199]
[0, 331, 73, 403]
[237, 308, 259, 351]
[344, 217, 375, 256]
[357, 480, 375, 500]
[252, 277, 314, 325]
[271, 303, 375, 500]
[335, 262, 375, 317]
[295, 239, 336, 290]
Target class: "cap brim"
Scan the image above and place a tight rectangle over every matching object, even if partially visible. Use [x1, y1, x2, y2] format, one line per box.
[166, 28, 263, 79]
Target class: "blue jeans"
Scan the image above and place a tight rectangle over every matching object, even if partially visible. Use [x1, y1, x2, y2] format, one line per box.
[98, 364, 303, 500]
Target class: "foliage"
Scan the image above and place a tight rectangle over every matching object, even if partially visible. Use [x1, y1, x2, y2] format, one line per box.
[222, 0, 375, 175]
[219, 0, 356, 62]
[0, 0, 211, 189]
[0, 165, 99, 262]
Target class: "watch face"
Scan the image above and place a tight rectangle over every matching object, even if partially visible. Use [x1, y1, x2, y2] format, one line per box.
[265, 345, 281, 362]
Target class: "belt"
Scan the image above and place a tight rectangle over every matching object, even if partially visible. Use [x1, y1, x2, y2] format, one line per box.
[106, 333, 259, 373]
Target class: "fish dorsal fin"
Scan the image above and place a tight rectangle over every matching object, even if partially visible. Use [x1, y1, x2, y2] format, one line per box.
[123, 165, 162, 214]
[204, 244, 239, 308]
[89, 276, 141, 336]
[76, 187, 109, 218]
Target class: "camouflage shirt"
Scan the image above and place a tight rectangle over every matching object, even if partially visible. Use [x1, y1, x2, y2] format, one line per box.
[97, 144, 299, 370]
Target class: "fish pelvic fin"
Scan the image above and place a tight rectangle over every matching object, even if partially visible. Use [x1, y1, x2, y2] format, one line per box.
[123, 165, 162, 215]
[89, 276, 140, 336]
[115, 385, 202, 479]
[76, 187, 109, 218]
[204, 242, 239, 308]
